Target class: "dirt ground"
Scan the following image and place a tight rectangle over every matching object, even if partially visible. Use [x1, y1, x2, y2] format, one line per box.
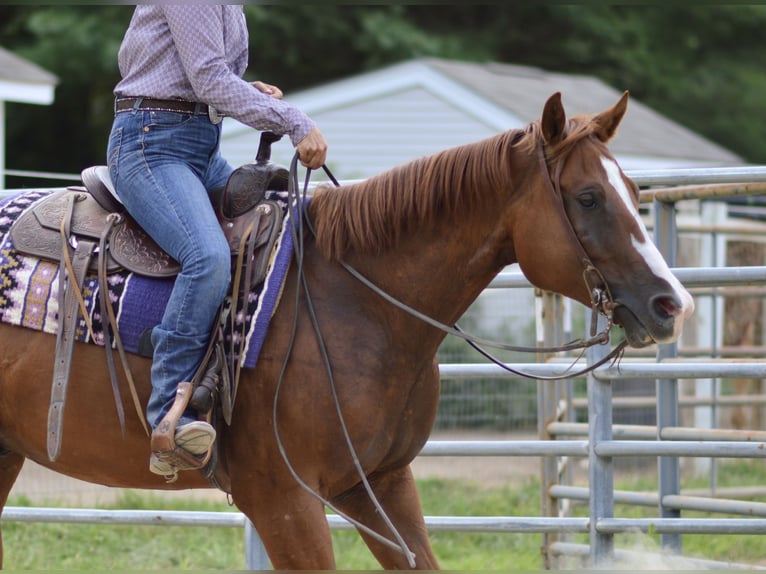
[410, 430, 542, 485]
[9, 430, 542, 506]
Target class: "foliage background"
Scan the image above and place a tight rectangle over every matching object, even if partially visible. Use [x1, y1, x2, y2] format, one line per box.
[1, 4, 765, 186]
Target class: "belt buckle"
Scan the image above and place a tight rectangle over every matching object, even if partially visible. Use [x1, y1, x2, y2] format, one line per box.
[208, 106, 223, 125]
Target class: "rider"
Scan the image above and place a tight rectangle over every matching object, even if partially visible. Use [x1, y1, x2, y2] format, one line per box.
[107, 6, 328, 477]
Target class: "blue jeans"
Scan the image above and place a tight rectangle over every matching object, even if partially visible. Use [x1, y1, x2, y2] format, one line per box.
[107, 106, 232, 429]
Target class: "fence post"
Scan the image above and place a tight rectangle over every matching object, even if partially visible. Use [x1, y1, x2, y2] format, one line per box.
[245, 519, 270, 569]
[538, 290, 566, 568]
[0, 101, 5, 189]
[653, 198, 683, 553]
[587, 310, 614, 566]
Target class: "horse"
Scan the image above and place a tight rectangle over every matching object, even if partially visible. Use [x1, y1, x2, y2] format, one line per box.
[0, 91, 693, 569]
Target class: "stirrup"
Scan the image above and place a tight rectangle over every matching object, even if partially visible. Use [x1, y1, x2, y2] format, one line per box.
[150, 382, 215, 482]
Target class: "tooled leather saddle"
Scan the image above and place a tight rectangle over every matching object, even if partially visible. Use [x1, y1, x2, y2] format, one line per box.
[10, 132, 290, 475]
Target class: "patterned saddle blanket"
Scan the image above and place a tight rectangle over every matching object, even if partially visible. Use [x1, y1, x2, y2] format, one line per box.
[0, 189, 298, 368]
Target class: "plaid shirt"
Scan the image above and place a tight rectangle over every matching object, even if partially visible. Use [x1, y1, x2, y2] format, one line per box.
[114, 5, 314, 145]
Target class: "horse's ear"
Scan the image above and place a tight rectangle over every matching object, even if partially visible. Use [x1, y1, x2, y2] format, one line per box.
[541, 92, 566, 146]
[592, 90, 629, 142]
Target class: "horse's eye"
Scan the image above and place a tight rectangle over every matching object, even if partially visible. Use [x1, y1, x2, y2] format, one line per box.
[578, 192, 597, 209]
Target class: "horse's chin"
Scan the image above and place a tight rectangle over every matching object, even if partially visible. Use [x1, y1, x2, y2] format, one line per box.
[612, 305, 660, 349]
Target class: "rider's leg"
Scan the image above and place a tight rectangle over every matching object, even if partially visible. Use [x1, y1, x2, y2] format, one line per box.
[107, 110, 232, 468]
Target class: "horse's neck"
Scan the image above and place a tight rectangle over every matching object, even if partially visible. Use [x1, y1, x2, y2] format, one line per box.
[335, 143, 529, 341]
[360, 206, 511, 331]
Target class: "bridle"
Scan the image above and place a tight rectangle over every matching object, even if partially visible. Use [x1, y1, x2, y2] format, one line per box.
[452, 142, 628, 381]
[534, 141, 619, 341]
[272, 141, 627, 566]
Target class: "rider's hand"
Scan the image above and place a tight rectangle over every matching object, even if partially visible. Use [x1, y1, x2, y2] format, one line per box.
[296, 127, 328, 169]
[252, 81, 283, 100]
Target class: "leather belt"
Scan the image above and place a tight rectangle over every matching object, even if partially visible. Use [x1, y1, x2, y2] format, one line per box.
[115, 97, 224, 123]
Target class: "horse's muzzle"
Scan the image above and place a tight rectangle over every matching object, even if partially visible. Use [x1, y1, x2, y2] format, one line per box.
[611, 291, 691, 348]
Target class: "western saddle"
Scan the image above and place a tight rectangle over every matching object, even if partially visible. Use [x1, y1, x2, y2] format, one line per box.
[10, 133, 290, 474]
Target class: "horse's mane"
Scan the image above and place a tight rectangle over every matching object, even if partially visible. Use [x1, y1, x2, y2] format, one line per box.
[310, 114, 600, 261]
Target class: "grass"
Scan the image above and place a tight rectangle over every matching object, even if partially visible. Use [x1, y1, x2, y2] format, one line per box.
[3, 461, 766, 569]
[4, 478, 543, 570]
[4, 491, 245, 570]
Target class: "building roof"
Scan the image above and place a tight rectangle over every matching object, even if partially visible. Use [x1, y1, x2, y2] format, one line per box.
[424, 59, 741, 166]
[221, 58, 742, 178]
[0, 46, 58, 104]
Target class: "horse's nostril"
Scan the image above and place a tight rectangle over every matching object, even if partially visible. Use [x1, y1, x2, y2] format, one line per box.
[652, 295, 680, 321]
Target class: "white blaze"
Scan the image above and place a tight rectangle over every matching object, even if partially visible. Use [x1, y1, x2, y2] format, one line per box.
[601, 157, 694, 337]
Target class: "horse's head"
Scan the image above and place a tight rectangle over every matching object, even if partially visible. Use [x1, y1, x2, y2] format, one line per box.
[512, 92, 694, 348]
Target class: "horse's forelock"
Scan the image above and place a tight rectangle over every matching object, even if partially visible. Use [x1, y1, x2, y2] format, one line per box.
[310, 130, 518, 261]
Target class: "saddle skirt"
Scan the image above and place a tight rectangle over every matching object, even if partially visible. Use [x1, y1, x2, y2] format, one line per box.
[0, 188, 299, 369]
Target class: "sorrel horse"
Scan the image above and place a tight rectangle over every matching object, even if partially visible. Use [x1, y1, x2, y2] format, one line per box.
[0, 92, 693, 569]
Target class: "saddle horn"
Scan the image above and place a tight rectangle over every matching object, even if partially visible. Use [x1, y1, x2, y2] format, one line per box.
[219, 131, 289, 219]
[256, 131, 283, 163]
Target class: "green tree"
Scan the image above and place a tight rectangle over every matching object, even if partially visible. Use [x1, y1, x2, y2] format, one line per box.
[243, 5, 466, 91]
